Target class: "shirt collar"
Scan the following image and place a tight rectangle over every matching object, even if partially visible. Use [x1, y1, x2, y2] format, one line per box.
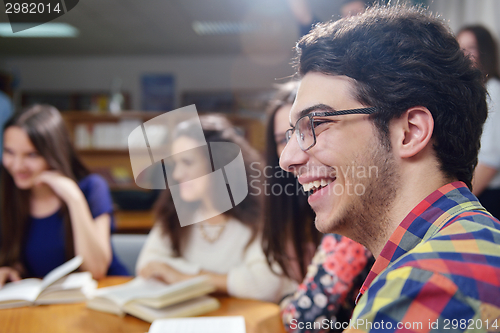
[356, 181, 484, 303]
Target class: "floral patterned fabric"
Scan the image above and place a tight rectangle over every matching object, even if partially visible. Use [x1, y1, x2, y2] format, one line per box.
[281, 234, 373, 333]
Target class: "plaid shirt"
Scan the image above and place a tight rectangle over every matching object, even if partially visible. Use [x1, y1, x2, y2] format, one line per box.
[346, 182, 500, 332]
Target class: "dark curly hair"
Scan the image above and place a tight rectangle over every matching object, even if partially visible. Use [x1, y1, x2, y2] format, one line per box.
[294, 4, 488, 189]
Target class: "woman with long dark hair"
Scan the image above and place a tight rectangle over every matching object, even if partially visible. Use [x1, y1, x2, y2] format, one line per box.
[458, 25, 500, 219]
[136, 114, 295, 302]
[261, 81, 321, 282]
[262, 81, 373, 332]
[0, 105, 127, 285]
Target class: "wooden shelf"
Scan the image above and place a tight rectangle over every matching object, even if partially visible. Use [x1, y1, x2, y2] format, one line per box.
[77, 149, 130, 155]
[21, 91, 132, 112]
[62, 111, 163, 122]
[109, 183, 144, 191]
[114, 210, 155, 234]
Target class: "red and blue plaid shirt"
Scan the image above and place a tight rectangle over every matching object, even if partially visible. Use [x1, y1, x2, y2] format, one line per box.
[346, 182, 500, 332]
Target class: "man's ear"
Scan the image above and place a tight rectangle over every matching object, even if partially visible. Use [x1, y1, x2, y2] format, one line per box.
[392, 106, 434, 159]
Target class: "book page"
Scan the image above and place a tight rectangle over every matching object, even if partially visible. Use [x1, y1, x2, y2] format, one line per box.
[40, 256, 83, 290]
[0, 278, 42, 303]
[37, 272, 97, 304]
[148, 316, 246, 333]
[94, 275, 210, 307]
[92, 277, 167, 307]
[135, 282, 215, 309]
[43, 272, 93, 292]
[61, 271, 93, 289]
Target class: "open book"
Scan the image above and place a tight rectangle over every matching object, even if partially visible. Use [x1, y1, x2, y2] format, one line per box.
[0, 256, 96, 309]
[87, 275, 219, 323]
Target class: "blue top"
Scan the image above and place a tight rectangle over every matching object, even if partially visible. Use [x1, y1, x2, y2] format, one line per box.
[0, 91, 14, 158]
[23, 174, 128, 277]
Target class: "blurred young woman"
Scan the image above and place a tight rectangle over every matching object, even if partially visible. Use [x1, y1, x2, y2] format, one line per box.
[262, 81, 321, 282]
[136, 114, 295, 302]
[457, 25, 500, 219]
[0, 105, 127, 286]
[262, 81, 373, 332]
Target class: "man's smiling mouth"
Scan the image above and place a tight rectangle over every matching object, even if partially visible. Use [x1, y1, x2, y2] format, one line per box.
[302, 178, 335, 195]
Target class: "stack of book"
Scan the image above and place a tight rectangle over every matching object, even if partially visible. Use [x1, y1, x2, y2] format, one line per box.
[86, 275, 219, 323]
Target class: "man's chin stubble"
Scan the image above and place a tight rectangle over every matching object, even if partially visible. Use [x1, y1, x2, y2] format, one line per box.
[315, 146, 399, 253]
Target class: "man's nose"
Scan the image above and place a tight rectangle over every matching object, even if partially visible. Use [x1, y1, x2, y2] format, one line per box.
[279, 135, 309, 176]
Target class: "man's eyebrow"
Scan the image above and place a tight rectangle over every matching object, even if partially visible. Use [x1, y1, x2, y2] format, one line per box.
[289, 104, 336, 127]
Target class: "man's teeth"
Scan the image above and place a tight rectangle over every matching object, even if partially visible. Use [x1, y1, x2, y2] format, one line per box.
[302, 179, 333, 192]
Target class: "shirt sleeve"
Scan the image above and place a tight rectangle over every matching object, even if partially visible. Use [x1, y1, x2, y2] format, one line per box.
[226, 237, 298, 303]
[281, 234, 371, 333]
[79, 174, 114, 218]
[346, 266, 477, 333]
[135, 223, 201, 275]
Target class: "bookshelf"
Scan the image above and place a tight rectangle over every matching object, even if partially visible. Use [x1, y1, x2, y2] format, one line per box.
[21, 91, 131, 112]
[62, 111, 161, 233]
[61, 110, 265, 233]
[62, 111, 162, 191]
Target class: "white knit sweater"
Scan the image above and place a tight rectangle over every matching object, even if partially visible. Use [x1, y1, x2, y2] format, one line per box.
[136, 218, 296, 303]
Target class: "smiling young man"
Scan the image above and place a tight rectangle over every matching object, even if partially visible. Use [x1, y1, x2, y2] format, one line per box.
[279, 5, 500, 332]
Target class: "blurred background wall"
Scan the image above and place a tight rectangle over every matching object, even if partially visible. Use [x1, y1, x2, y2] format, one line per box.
[1, 0, 499, 112]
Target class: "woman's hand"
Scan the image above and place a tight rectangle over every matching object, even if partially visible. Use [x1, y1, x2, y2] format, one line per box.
[0, 267, 21, 288]
[35, 171, 82, 202]
[139, 262, 228, 293]
[139, 262, 192, 284]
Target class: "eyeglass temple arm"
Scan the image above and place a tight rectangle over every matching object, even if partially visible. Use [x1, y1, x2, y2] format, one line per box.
[314, 107, 378, 116]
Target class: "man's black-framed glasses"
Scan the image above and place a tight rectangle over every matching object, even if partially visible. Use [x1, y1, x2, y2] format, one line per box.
[285, 107, 378, 151]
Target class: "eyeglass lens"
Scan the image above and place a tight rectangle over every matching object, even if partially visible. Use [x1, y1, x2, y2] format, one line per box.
[297, 116, 314, 150]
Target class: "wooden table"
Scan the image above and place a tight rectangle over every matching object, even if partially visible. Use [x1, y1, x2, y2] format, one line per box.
[0, 277, 286, 333]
